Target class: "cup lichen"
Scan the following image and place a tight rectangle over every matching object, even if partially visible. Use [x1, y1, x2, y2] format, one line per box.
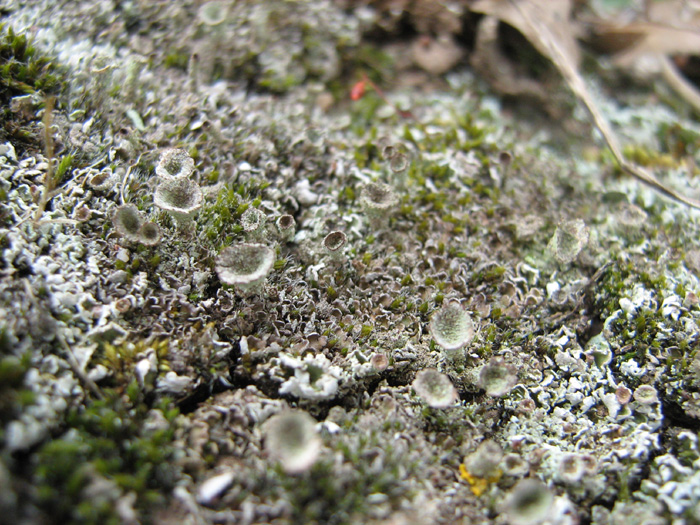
[215, 243, 275, 293]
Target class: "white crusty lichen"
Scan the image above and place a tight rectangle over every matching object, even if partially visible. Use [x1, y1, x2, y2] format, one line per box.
[272, 353, 343, 401]
[196, 471, 235, 506]
[640, 431, 700, 519]
[6, 3, 700, 522]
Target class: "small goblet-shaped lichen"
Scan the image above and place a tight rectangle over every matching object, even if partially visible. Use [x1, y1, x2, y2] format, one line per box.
[504, 479, 554, 525]
[154, 177, 203, 224]
[429, 302, 476, 354]
[264, 410, 321, 474]
[138, 221, 161, 246]
[479, 357, 517, 397]
[88, 170, 114, 192]
[112, 204, 143, 243]
[276, 214, 296, 242]
[323, 231, 347, 263]
[198, 1, 227, 26]
[155, 148, 195, 180]
[240, 207, 266, 237]
[360, 181, 398, 224]
[215, 243, 275, 294]
[412, 369, 458, 408]
[323, 231, 346, 252]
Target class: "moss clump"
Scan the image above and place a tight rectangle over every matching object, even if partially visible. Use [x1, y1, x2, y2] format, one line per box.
[54, 153, 73, 184]
[0, 349, 34, 437]
[0, 23, 65, 151]
[475, 265, 506, 285]
[0, 24, 62, 101]
[31, 388, 180, 524]
[198, 180, 271, 247]
[594, 260, 636, 317]
[99, 339, 170, 387]
[622, 144, 675, 169]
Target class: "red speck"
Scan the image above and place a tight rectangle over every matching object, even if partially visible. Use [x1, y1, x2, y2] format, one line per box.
[350, 80, 366, 101]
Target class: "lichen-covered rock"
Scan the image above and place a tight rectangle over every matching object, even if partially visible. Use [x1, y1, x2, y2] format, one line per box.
[3, 2, 700, 524]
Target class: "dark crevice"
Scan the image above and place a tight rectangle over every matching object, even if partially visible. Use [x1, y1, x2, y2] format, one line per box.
[589, 490, 616, 512]
[175, 377, 231, 415]
[360, 10, 417, 46]
[497, 21, 554, 82]
[579, 513, 593, 525]
[361, 375, 386, 400]
[672, 55, 700, 90]
[628, 445, 664, 496]
[458, 389, 483, 405]
[578, 317, 604, 348]
[662, 398, 700, 432]
[187, 338, 397, 421]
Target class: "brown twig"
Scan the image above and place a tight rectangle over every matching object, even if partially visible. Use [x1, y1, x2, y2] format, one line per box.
[659, 53, 700, 116]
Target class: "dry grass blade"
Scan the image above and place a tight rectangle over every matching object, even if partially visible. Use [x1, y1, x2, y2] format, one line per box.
[659, 53, 700, 116]
[598, 23, 700, 69]
[34, 95, 56, 223]
[470, 0, 580, 67]
[590, 18, 700, 117]
[474, 0, 700, 210]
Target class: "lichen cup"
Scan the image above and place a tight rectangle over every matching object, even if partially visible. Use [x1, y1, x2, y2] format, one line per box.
[215, 243, 275, 294]
[153, 177, 203, 225]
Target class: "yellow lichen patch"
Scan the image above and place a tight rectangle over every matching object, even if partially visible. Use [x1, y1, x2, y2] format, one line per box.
[459, 464, 502, 497]
[623, 145, 677, 169]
